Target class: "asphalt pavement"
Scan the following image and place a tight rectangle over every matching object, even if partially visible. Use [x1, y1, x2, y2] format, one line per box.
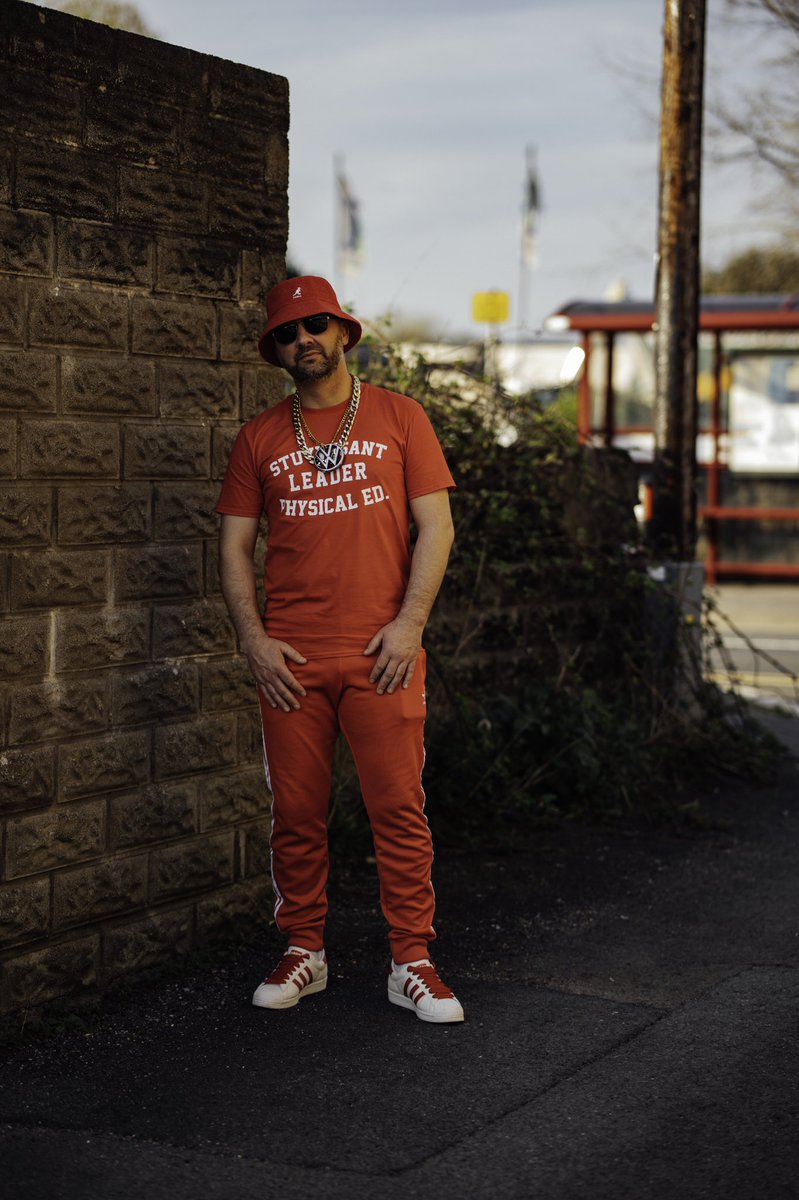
[709, 583, 799, 717]
[2, 585, 799, 1200]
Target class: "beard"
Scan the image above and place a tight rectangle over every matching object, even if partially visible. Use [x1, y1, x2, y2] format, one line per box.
[286, 334, 344, 383]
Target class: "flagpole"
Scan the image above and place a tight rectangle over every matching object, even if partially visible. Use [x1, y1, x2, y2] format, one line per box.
[333, 153, 362, 303]
[517, 153, 528, 338]
[516, 254, 528, 341]
[517, 144, 539, 337]
[334, 152, 343, 295]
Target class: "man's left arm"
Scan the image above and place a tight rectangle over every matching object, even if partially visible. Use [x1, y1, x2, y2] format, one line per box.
[364, 489, 454, 694]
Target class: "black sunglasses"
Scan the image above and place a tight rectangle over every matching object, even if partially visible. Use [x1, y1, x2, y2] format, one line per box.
[272, 313, 332, 345]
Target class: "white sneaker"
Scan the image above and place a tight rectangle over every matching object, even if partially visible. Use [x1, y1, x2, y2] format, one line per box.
[252, 946, 328, 1010]
[388, 959, 464, 1023]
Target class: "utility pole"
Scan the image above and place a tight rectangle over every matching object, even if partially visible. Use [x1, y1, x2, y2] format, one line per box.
[650, 0, 707, 560]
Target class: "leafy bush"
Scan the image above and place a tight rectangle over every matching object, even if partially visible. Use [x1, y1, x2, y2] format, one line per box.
[329, 340, 779, 852]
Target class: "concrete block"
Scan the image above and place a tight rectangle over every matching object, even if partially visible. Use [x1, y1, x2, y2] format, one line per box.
[123, 422, 209, 479]
[58, 729, 150, 801]
[0, 350, 57, 412]
[119, 165, 205, 234]
[201, 656, 257, 712]
[54, 605, 150, 672]
[102, 907, 193, 980]
[114, 542, 202, 601]
[57, 484, 151, 545]
[110, 661, 199, 727]
[195, 877, 271, 946]
[2, 495, 52, 560]
[85, 84, 180, 163]
[5, 799, 105, 878]
[237, 707, 264, 764]
[265, 131, 290, 192]
[180, 112, 266, 180]
[0, 63, 83, 144]
[0, 277, 24, 343]
[130, 296, 216, 359]
[28, 284, 127, 352]
[240, 250, 283, 305]
[16, 143, 116, 221]
[212, 423, 241, 481]
[8, 676, 108, 745]
[156, 236, 238, 299]
[219, 305, 264, 363]
[58, 218, 152, 288]
[204, 537, 222, 595]
[21, 418, 119, 478]
[1, 935, 98, 1012]
[10, 547, 108, 609]
[0, 877, 50, 949]
[61, 354, 155, 417]
[158, 360, 238, 420]
[153, 481, 219, 540]
[109, 779, 198, 850]
[153, 713, 237, 780]
[103, 30, 209, 107]
[199, 766, 267, 831]
[208, 180, 287, 247]
[6, 1, 115, 81]
[0, 416, 15, 476]
[53, 855, 148, 931]
[0, 207, 52, 276]
[0, 614, 49, 678]
[149, 831, 235, 902]
[0, 548, 11, 606]
[151, 598, 234, 660]
[208, 59, 289, 130]
[0, 745, 56, 814]
[241, 818, 271, 878]
[0, 137, 10, 207]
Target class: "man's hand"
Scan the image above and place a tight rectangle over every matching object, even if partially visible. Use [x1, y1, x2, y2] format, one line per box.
[364, 617, 423, 694]
[245, 633, 307, 712]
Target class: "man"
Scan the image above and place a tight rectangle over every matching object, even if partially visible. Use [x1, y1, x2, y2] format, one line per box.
[216, 275, 463, 1024]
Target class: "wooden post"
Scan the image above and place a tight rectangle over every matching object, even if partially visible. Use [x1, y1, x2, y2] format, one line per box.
[650, 0, 707, 559]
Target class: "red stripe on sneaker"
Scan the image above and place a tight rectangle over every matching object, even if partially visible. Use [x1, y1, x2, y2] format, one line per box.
[265, 949, 311, 986]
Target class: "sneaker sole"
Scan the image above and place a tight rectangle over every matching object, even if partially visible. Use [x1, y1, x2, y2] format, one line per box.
[253, 975, 328, 1010]
[388, 987, 465, 1024]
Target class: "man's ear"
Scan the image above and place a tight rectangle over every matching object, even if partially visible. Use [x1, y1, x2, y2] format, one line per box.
[341, 321, 350, 348]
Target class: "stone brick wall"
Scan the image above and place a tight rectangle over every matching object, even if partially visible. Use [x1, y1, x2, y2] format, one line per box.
[0, 0, 288, 1016]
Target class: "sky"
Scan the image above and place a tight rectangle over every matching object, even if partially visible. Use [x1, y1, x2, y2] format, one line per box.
[46, 0, 786, 335]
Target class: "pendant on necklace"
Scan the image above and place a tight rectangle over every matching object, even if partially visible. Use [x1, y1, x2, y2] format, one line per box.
[312, 443, 346, 472]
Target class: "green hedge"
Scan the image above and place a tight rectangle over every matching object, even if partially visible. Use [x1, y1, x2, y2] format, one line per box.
[328, 342, 778, 852]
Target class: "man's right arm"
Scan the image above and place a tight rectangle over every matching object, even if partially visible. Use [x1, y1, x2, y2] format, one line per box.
[218, 514, 307, 712]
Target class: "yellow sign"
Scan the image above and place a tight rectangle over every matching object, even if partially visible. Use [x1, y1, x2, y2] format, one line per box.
[472, 291, 510, 325]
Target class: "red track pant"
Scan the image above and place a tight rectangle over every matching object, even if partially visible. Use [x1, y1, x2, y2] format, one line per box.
[258, 652, 435, 964]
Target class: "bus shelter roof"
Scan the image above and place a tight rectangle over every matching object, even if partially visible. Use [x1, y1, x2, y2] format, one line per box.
[545, 294, 799, 334]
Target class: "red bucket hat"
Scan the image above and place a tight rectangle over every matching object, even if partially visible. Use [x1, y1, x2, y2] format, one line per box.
[257, 276, 363, 366]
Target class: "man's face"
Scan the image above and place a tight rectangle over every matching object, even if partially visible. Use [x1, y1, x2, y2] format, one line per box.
[273, 314, 349, 383]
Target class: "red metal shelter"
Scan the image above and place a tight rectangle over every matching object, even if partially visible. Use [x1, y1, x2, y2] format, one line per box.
[545, 296, 799, 582]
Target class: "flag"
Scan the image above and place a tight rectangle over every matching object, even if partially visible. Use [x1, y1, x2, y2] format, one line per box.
[521, 147, 540, 269]
[336, 158, 363, 277]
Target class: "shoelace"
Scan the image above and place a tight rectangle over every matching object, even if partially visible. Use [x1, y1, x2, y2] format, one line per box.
[404, 962, 455, 999]
[264, 949, 314, 986]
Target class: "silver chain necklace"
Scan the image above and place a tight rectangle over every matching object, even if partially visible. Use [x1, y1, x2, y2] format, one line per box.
[291, 376, 360, 473]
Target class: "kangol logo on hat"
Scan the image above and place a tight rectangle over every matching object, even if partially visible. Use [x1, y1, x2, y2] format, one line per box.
[258, 275, 363, 366]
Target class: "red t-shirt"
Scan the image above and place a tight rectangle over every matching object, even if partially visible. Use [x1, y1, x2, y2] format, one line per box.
[215, 381, 455, 657]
